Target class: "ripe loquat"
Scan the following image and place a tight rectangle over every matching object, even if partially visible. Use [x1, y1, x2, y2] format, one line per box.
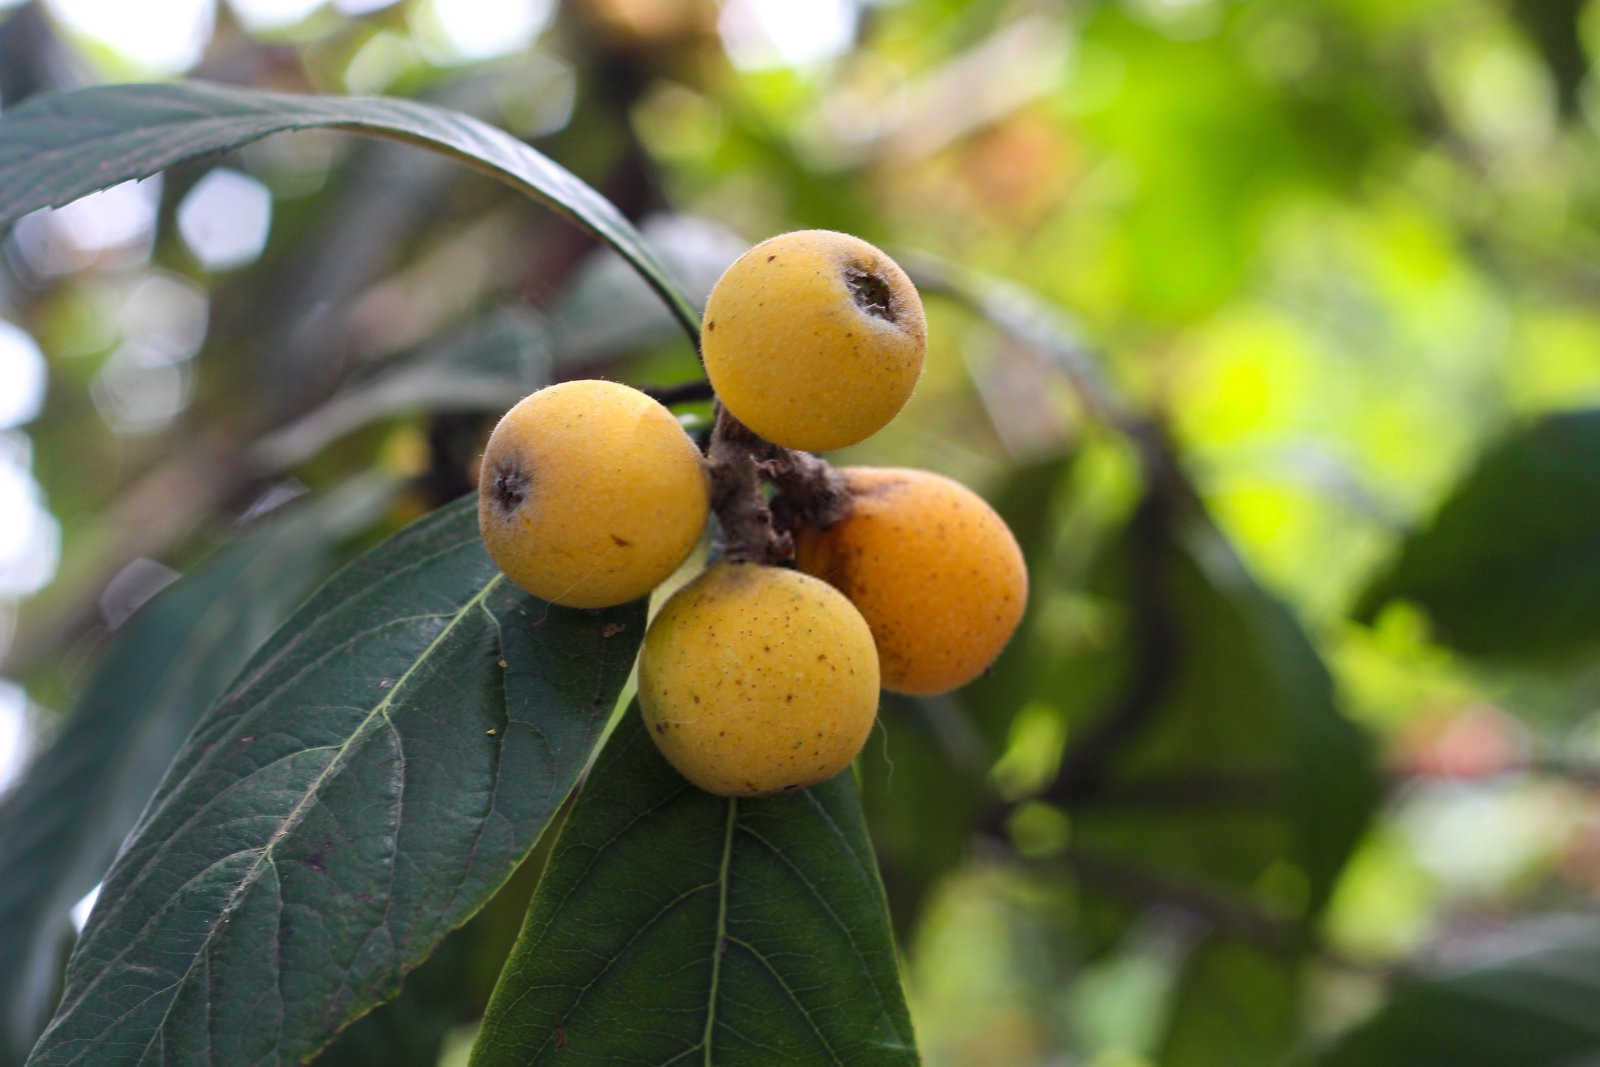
[700, 230, 926, 452]
[477, 379, 708, 608]
[794, 466, 1027, 696]
[639, 562, 880, 796]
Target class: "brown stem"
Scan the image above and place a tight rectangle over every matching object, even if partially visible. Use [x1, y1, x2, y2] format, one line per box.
[764, 447, 852, 535]
[703, 405, 852, 565]
[706, 405, 781, 564]
[643, 380, 716, 407]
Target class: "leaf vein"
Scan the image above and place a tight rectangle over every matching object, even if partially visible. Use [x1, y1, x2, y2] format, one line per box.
[723, 936, 841, 1064]
[106, 576, 504, 1062]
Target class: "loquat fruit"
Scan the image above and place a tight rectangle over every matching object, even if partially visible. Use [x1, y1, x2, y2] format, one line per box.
[638, 561, 880, 796]
[794, 466, 1027, 696]
[477, 379, 708, 609]
[700, 230, 926, 452]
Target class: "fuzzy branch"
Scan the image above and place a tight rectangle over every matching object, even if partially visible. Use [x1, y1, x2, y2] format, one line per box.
[703, 405, 851, 564]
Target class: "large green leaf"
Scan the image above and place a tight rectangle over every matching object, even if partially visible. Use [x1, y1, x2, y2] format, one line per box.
[1029, 518, 1376, 1065]
[1063, 521, 1379, 917]
[471, 706, 918, 1066]
[1355, 409, 1600, 662]
[0, 480, 390, 1066]
[1313, 917, 1600, 1066]
[1208, 531, 1380, 914]
[0, 81, 699, 339]
[27, 497, 645, 1065]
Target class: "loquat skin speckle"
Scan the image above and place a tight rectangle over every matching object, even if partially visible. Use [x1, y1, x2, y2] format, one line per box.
[700, 231, 926, 452]
[637, 562, 880, 797]
[794, 466, 1028, 696]
[477, 379, 709, 609]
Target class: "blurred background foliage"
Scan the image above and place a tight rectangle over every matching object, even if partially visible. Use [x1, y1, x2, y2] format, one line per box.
[2, 0, 1600, 1064]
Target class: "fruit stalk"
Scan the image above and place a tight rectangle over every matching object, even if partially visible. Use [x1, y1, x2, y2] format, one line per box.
[704, 403, 851, 565]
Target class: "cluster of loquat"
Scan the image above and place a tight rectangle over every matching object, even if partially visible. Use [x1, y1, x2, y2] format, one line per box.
[477, 231, 1027, 797]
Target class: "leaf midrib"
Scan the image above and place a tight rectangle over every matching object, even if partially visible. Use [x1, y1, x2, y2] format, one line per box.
[126, 521, 484, 853]
[701, 798, 736, 1066]
[82, 609, 458, 951]
[129, 572, 506, 1063]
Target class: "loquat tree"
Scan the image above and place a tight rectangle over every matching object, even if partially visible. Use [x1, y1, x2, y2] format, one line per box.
[7, 9, 1600, 1065]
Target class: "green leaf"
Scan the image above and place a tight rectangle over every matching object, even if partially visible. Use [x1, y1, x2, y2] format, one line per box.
[1066, 520, 1379, 916]
[0, 479, 390, 1065]
[1355, 409, 1600, 662]
[0, 81, 699, 339]
[471, 706, 918, 1067]
[26, 496, 645, 1065]
[1313, 917, 1600, 1066]
[1205, 532, 1380, 915]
